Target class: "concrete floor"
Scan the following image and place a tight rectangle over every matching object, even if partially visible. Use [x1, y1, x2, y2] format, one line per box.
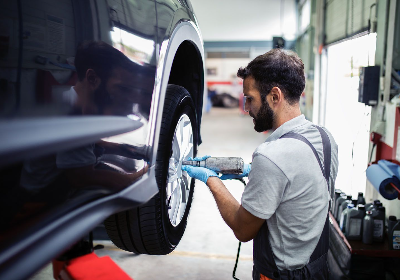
[30, 107, 267, 280]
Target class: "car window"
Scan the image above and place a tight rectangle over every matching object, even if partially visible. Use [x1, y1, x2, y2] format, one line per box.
[0, 0, 157, 247]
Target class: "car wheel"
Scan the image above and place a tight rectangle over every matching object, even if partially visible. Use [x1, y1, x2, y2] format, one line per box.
[104, 84, 197, 254]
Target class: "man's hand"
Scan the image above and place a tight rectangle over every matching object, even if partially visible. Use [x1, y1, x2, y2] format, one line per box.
[219, 163, 251, 180]
[182, 157, 264, 242]
[181, 165, 218, 183]
[182, 155, 218, 183]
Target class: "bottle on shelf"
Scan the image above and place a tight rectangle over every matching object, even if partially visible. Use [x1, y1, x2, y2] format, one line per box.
[335, 193, 347, 221]
[388, 216, 398, 234]
[363, 211, 374, 244]
[356, 192, 366, 205]
[338, 196, 352, 224]
[392, 220, 400, 250]
[357, 204, 366, 219]
[333, 189, 342, 214]
[346, 204, 364, 240]
[388, 216, 400, 250]
[340, 204, 354, 234]
[372, 206, 385, 243]
[365, 199, 380, 211]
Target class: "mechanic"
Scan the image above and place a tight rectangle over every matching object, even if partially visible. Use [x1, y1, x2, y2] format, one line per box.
[182, 48, 338, 280]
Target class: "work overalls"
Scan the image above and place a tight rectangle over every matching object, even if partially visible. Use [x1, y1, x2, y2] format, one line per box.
[252, 126, 332, 280]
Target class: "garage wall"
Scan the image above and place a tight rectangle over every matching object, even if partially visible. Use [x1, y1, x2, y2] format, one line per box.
[190, 0, 298, 105]
[295, 0, 315, 121]
[323, 35, 375, 199]
[203, 41, 276, 99]
[190, 0, 297, 41]
[366, 0, 400, 219]
[325, 0, 376, 45]
[205, 57, 249, 97]
[319, 0, 400, 218]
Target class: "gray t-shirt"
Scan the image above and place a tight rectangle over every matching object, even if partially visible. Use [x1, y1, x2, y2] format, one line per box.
[241, 115, 338, 271]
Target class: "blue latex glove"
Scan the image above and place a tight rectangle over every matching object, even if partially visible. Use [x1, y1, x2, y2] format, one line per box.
[219, 163, 251, 180]
[187, 155, 210, 161]
[181, 165, 218, 184]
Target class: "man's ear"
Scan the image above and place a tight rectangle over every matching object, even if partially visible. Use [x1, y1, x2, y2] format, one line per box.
[86, 69, 101, 90]
[270, 87, 283, 105]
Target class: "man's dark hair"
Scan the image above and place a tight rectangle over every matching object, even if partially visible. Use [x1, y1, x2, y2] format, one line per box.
[74, 41, 132, 82]
[237, 49, 305, 105]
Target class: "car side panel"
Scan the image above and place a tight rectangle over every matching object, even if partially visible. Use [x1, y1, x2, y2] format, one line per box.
[0, 0, 161, 278]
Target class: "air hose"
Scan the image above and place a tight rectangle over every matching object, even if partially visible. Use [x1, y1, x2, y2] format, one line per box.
[232, 178, 247, 280]
[232, 241, 242, 280]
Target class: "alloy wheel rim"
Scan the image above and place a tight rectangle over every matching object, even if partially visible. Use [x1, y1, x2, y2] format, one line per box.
[166, 114, 193, 226]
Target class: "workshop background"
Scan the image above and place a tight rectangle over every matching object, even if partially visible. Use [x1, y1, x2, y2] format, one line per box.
[31, 0, 400, 279]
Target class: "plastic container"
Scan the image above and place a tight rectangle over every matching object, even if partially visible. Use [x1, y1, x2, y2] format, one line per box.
[357, 204, 366, 217]
[373, 202, 383, 211]
[338, 197, 352, 222]
[334, 189, 342, 200]
[346, 205, 364, 240]
[356, 192, 366, 205]
[335, 193, 347, 221]
[365, 199, 380, 211]
[333, 189, 342, 213]
[363, 211, 374, 244]
[340, 204, 354, 233]
[388, 216, 398, 234]
[388, 216, 397, 248]
[365, 203, 372, 210]
[391, 220, 400, 250]
[372, 206, 385, 242]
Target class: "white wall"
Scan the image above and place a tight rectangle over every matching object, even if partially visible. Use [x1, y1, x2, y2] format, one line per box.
[190, 0, 297, 41]
[206, 58, 250, 97]
[206, 58, 249, 81]
[324, 34, 377, 198]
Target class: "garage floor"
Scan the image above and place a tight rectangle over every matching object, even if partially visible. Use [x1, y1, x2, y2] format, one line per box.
[30, 107, 268, 280]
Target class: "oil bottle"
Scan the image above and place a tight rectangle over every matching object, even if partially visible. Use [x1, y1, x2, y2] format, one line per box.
[335, 193, 347, 221]
[356, 192, 366, 205]
[338, 196, 352, 224]
[362, 211, 374, 244]
[340, 204, 354, 234]
[388, 216, 400, 250]
[392, 220, 400, 250]
[345, 204, 364, 240]
[333, 189, 342, 214]
[372, 206, 385, 242]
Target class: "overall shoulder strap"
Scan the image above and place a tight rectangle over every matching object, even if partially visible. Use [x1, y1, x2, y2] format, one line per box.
[280, 126, 333, 266]
[315, 126, 331, 183]
[280, 126, 331, 186]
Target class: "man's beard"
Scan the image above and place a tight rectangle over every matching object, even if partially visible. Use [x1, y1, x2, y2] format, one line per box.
[252, 100, 274, 132]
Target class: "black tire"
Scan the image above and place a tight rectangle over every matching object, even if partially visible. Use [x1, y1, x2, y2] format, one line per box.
[104, 84, 197, 254]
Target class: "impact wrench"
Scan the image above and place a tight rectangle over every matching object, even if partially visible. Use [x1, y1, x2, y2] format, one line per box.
[182, 157, 244, 175]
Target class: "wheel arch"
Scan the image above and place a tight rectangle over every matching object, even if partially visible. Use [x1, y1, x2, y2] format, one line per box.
[149, 21, 205, 165]
[168, 40, 204, 146]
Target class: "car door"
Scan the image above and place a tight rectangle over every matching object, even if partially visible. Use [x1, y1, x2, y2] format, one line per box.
[0, 0, 159, 279]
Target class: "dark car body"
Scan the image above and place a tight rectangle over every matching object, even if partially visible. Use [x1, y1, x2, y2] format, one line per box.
[0, 0, 204, 279]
